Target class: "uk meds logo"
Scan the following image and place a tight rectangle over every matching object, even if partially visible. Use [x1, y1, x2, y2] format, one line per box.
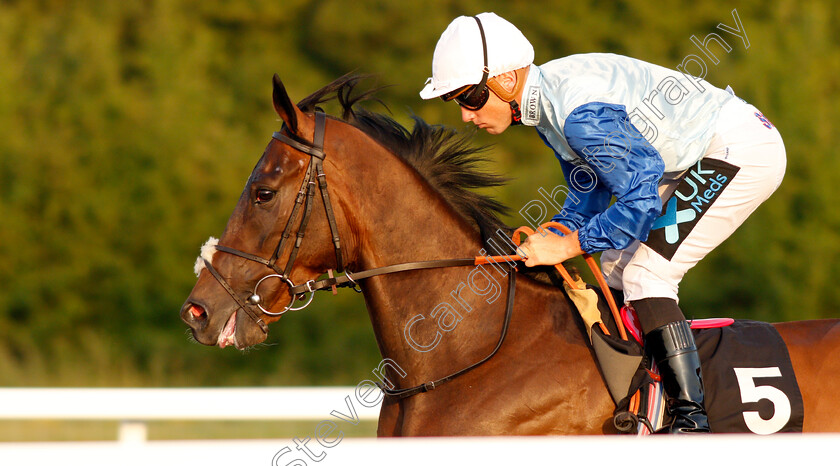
[644, 157, 740, 260]
[651, 197, 696, 245]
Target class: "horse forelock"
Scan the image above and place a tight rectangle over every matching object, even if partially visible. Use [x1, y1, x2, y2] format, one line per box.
[295, 73, 513, 248]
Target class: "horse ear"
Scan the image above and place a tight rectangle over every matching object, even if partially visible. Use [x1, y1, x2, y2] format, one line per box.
[272, 74, 299, 134]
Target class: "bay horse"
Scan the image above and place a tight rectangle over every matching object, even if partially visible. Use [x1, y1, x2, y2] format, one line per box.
[181, 73, 840, 435]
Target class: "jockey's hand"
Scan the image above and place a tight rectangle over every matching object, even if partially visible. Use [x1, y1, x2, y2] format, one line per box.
[517, 228, 584, 267]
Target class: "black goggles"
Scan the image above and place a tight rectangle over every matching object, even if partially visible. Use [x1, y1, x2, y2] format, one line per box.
[440, 16, 490, 111]
[441, 83, 490, 110]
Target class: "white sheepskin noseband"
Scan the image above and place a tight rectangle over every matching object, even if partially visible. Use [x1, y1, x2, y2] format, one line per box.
[193, 237, 219, 277]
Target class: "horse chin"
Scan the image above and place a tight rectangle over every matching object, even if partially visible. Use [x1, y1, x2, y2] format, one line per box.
[217, 311, 268, 350]
[216, 311, 238, 348]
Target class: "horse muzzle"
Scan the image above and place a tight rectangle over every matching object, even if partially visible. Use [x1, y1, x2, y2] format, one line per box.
[180, 299, 268, 349]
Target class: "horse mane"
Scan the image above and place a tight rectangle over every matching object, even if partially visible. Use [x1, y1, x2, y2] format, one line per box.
[297, 73, 514, 250]
[295, 73, 570, 286]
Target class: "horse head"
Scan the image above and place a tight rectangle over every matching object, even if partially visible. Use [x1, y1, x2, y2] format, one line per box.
[181, 71, 513, 353]
[181, 74, 354, 349]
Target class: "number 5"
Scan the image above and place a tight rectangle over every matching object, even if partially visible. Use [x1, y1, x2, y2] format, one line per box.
[733, 367, 792, 434]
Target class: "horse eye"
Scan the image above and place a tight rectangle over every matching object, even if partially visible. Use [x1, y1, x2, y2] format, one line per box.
[255, 189, 276, 204]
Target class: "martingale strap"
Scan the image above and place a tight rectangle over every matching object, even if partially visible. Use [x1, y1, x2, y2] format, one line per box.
[380, 264, 517, 399]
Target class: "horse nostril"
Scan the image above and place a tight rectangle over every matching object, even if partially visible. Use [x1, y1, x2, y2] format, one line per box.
[188, 303, 207, 321]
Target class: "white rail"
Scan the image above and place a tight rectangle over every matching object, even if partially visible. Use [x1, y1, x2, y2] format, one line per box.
[2, 387, 836, 466]
[0, 387, 380, 442]
[0, 435, 835, 466]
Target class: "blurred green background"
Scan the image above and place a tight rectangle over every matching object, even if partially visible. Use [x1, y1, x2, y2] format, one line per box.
[1, 0, 838, 397]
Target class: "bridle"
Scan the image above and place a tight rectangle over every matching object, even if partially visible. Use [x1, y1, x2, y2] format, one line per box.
[200, 111, 342, 333]
[200, 110, 517, 398]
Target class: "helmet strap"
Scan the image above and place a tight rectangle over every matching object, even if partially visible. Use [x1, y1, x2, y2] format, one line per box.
[509, 100, 523, 126]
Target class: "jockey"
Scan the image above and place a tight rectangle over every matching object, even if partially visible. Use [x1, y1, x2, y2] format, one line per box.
[420, 12, 786, 433]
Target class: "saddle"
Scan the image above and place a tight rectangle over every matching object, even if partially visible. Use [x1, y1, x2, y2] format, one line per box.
[576, 286, 805, 434]
[507, 221, 804, 434]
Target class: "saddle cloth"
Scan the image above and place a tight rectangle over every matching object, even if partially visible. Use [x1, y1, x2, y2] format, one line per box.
[618, 309, 805, 434]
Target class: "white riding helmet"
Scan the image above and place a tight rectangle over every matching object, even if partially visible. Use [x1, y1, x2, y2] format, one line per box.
[420, 12, 534, 100]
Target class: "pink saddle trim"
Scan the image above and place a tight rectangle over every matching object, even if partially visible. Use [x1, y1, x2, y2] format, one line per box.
[620, 306, 734, 345]
[690, 317, 735, 329]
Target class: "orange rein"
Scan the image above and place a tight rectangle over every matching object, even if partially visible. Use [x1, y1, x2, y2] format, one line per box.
[474, 221, 627, 341]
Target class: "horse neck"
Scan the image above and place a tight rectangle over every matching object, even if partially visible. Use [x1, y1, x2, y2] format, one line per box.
[333, 138, 573, 387]
[330, 129, 485, 268]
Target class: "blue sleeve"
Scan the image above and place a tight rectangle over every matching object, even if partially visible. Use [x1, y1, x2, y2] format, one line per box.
[563, 102, 665, 253]
[534, 130, 612, 234]
[551, 157, 611, 232]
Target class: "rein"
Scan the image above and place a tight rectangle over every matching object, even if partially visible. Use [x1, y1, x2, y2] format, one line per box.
[201, 111, 624, 398]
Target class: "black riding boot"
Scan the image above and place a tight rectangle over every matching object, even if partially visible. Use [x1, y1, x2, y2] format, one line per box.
[646, 320, 711, 433]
